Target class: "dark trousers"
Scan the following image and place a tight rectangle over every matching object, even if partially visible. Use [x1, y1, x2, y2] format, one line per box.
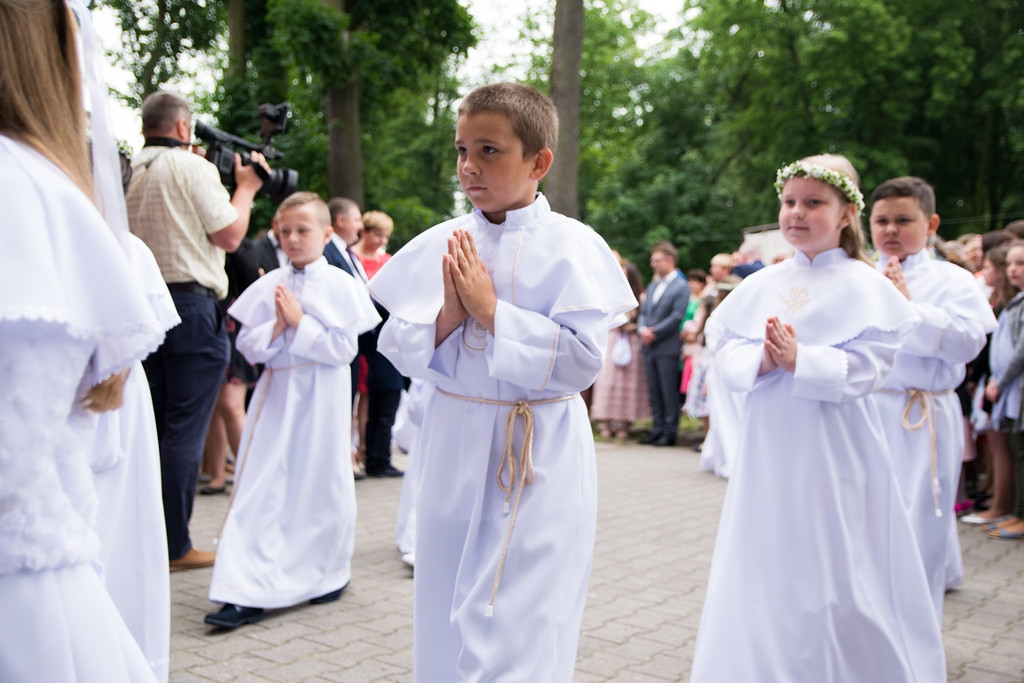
[144, 291, 229, 560]
[644, 353, 682, 439]
[365, 389, 401, 474]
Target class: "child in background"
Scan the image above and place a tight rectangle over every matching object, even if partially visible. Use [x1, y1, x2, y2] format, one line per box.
[962, 245, 1018, 525]
[983, 241, 1024, 539]
[368, 83, 636, 681]
[205, 192, 380, 629]
[869, 176, 995, 618]
[691, 155, 945, 681]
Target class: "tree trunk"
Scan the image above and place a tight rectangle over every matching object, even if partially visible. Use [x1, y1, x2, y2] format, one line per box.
[322, 0, 364, 206]
[547, 0, 584, 218]
[226, 0, 246, 83]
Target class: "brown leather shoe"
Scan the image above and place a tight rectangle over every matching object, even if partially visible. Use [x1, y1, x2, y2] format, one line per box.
[169, 548, 216, 572]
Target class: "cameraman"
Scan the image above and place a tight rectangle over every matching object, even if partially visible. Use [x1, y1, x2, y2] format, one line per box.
[125, 91, 268, 571]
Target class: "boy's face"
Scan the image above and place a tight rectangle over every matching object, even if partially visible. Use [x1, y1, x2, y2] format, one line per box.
[455, 110, 552, 224]
[870, 196, 939, 262]
[274, 203, 331, 269]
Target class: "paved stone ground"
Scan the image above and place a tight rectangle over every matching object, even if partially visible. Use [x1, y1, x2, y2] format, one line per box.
[169, 439, 1024, 682]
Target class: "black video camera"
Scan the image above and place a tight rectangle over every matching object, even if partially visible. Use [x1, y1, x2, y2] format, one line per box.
[194, 103, 298, 204]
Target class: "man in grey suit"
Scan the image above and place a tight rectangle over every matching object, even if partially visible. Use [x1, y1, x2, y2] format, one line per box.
[638, 241, 690, 446]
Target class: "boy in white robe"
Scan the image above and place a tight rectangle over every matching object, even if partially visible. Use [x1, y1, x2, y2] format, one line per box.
[205, 192, 380, 628]
[869, 176, 996, 618]
[369, 83, 636, 682]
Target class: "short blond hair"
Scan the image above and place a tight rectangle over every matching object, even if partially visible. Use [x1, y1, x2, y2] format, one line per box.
[275, 191, 330, 227]
[458, 82, 558, 157]
[710, 253, 733, 270]
[362, 210, 394, 235]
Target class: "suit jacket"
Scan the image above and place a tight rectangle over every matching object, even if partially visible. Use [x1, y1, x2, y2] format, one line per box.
[325, 239, 406, 391]
[732, 260, 764, 278]
[252, 235, 281, 275]
[637, 271, 689, 358]
[324, 240, 350, 274]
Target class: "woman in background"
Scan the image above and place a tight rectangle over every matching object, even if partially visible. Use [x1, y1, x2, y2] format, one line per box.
[591, 261, 649, 439]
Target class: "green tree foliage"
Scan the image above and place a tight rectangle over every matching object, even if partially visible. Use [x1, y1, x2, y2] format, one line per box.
[514, 0, 668, 266]
[264, 0, 475, 242]
[681, 0, 1024, 239]
[99, 0, 223, 106]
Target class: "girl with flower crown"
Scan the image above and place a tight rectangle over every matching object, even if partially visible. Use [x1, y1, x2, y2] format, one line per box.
[689, 154, 946, 681]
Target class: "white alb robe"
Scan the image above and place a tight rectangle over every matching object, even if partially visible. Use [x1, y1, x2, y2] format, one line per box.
[394, 378, 433, 559]
[209, 257, 380, 609]
[369, 196, 636, 682]
[0, 136, 164, 682]
[692, 248, 946, 682]
[90, 235, 180, 682]
[697, 338, 743, 479]
[873, 249, 995, 619]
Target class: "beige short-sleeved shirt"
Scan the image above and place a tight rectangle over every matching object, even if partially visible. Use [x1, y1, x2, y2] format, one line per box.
[126, 147, 239, 299]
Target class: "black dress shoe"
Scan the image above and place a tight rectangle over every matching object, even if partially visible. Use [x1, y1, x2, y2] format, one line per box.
[204, 604, 264, 629]
[653, 435, 677, 447]
[310, 582, 349, 604]
[366, 465, 404, 478]
[639, 432, 662, 445]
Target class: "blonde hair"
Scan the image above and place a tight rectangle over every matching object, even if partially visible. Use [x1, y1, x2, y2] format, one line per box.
[362, 210, 394, 235]
[275, 191, 330, 228]
[458, 83, 559, 157]
[0, 0, 91, 197]
[710, 253, 733, 270]
[794, 154, 869, 263]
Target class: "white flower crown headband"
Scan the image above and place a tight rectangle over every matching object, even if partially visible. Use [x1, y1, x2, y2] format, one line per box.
[774, 160, 865, 213]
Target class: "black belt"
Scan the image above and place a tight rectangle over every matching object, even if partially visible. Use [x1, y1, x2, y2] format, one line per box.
[167, 282, 217, 298]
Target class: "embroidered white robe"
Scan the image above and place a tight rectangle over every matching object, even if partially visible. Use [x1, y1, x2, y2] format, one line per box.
[691, 248, 946, 683]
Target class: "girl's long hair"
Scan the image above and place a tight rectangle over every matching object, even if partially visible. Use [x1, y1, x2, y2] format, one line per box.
[0, 0, 125, 411]
[0, 0, 92, 197]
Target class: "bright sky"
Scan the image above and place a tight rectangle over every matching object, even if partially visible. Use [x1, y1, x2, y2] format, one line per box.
[96, 0, 686, 152]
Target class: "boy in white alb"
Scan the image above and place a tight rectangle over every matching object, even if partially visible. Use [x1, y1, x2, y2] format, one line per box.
[870, 176, 996, 618]
[368, 83, 636, 681]
[205, 192, 380, 628]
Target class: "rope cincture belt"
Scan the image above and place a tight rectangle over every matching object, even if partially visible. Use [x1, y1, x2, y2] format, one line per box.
[436, 387, 578, 617]
[880, 388, 954, 518]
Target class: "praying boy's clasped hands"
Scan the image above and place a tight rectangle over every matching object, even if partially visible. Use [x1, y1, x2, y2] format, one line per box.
[882, 256, 912, 299]
[436, 229, 497, 344]
[272, 284, 303, 339]
[760, 315, 798, 375]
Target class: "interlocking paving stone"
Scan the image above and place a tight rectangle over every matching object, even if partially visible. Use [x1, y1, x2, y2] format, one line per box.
[169, 441, 1024, 682]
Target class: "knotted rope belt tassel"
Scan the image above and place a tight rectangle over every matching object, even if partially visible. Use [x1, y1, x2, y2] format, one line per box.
[436, 387, 578, 617]
[880, 388, 953, 518]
